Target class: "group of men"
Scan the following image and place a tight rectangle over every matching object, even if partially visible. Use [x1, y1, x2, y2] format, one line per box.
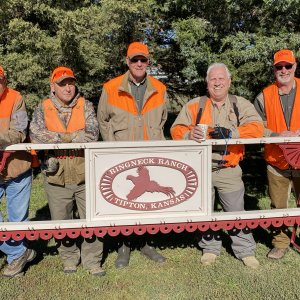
[0, 42, 299, 277]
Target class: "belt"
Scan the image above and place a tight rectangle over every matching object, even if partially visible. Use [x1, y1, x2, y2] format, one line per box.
[212, 150, 228, 155]
[53, 149, 84, 159]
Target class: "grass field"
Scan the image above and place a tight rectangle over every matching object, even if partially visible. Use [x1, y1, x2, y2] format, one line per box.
[0, 171, 299, 300]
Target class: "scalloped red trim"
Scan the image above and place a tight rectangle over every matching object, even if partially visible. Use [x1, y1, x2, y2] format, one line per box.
[0, 217, 299, 250]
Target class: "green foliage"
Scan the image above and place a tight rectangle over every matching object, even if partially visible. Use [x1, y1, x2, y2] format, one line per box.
[0, 174, 299, 299]
[1, 0, 300, 113]
[172, 17, 215, 96]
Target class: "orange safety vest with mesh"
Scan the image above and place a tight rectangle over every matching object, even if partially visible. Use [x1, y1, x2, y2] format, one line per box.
[263, 78, 300, 169]
[43, 97, 85, 132]
[104, 74, 166, 140]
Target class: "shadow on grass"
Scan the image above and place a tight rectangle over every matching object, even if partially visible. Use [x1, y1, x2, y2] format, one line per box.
[101, 231, 200, 263]
[30, 204, 51, 222]
[240, 144, 268, 197]
[27, 203, 58, 266]
[292, 230, 300, 253]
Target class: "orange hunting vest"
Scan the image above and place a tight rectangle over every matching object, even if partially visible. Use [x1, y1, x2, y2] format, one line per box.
[0, 88, 33, 176]
[263, 78, 300, 169]
[104, 74, 166, 140]
[43, 97, 85, 132]
[0, 89, 39, 168]
[0, 88, 21, 129]
[199, 99, 244, 167]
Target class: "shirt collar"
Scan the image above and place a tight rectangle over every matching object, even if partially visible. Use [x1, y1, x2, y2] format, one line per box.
[128, 75, 147, 87]
[278, 80, 296, 95]
[211, 95, 229, 108]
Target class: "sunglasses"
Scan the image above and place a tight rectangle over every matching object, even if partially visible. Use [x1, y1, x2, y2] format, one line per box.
[56, 79, 76, 87]
[129, 57, 148, 63]
[274, 64, 294, 71]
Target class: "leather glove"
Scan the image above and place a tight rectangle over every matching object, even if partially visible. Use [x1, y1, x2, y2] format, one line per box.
[41, 157, 59, 174]
[210, 127, 232, 139]
[60, 133, 73, 143]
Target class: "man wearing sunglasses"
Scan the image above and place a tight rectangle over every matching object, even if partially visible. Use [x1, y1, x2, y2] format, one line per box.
[97, 42, 168, 268]
[254, 49, 300, 259]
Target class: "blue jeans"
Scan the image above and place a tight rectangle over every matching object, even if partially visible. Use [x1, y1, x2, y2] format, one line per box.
[0, 169, 32, 263]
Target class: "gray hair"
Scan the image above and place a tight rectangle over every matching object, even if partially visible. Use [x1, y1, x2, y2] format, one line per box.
[206, 63, 231, 82]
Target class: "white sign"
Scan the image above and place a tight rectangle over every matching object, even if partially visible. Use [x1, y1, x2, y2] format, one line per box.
[87, 145, 211, 225]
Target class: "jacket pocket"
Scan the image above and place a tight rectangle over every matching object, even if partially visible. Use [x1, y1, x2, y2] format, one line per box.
[228, 111, 239, 127]
[149, 127, 164, 140]
[113, 128, 129, 141]
[73, 158, 85, 185]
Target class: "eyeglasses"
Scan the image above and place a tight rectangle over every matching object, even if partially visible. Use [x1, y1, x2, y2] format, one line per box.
[274, 64, 294, 71]
[129, 57, 148, 64]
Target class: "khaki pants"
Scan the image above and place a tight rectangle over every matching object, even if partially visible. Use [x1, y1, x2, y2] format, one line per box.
[44, 181, 103, 270]
[267, 166, 300, 249]
[199, 165, 256, 259]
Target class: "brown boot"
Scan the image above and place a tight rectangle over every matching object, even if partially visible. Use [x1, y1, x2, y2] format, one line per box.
[201, 253, 217, 266]
[3, 248, 36, 278]
[267, 247, 289, 259]
[89, 266, 106, 276]
[242, 256, 260, 269]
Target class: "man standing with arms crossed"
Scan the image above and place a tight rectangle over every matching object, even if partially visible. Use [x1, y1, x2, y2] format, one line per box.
[254, 49, 300, 259]
[0, 65, 35, 278]
[97, 41, 167, 268]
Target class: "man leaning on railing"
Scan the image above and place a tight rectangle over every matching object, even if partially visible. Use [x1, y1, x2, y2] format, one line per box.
[254, 49, 300, 260]
[171, 62, 264, 269]
[29, 66, 105, 276]
[0, 64, 36, 278]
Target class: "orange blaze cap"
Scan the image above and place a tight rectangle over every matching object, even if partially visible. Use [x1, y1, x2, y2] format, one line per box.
[51, 66, 75, 83]
[273, 49, 296, 65]
[127, 42, 149, 59]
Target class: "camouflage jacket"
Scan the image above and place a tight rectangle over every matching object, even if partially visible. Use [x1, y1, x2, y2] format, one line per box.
[30, 92, 99, 185]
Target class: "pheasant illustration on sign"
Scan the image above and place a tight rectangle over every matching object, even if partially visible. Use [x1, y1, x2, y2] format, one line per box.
[99, 157, 198, 211]
[126, 165, 175, 200]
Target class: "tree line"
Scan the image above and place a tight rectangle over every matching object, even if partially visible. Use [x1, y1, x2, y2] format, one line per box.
[1, 0, 300, 115]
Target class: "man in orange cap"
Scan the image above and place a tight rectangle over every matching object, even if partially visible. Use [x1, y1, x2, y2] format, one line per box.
[97, 42, 168, 268]
[254, 49, 300, 259]
[0, 65, 35, 278]
[30, 66, 105, 275]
